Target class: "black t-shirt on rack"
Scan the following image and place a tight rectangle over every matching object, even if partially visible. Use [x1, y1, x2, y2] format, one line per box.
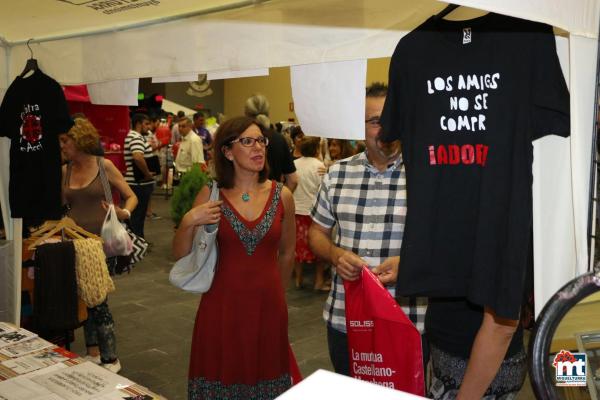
[379, 13, 570, 320]
[425, 297, 524, 359]
[0, 70, 73, 219]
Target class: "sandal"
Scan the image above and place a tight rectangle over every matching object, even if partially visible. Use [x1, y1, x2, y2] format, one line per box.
[314, 283, 331, 292]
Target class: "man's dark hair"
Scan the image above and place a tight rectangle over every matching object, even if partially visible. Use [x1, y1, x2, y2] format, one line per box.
[290, 126, 304, 142]
[366, 82, 388, 98]
[193, 112, 205, 121]
[299, 137, 320, 158]
[176, 111, 185, 118]
[131, 113, 149, 129]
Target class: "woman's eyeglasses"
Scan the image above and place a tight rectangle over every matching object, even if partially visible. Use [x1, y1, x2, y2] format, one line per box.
[229, 136, 269, 147]
[365, 117, 381, 127]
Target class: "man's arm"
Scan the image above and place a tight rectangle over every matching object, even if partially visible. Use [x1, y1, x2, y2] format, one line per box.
[132, 152, 153, 180]
[283, 172, 298, 192]
[456, 307, 519, 400]
[371, 256, 399, 285]
[191, 137, 205, 165]
[308, 222, 365, 281]
[278, 187, 296, 288]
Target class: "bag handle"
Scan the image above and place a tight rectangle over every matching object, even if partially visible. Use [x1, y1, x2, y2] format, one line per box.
[97, 157, 113, 205]
[209, 180, 219, 202]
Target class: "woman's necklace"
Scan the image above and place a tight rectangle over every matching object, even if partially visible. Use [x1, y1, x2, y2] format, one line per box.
[241, 192, 250, 202]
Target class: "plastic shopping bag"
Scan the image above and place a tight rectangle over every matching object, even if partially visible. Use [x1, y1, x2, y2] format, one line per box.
[101, 204, 133, 257]
[288, 344, 303, 385]
[344, 266, 424, 396]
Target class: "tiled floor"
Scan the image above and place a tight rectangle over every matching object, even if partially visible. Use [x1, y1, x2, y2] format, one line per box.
[70, 193, 536, 399]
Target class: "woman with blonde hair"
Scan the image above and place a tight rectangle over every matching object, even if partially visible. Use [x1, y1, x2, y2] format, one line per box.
[60, 117, 138, 373]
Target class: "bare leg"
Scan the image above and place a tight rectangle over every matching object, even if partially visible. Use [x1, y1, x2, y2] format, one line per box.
[294, 261, 303, 288]
[314, 262, 330, 291]
[87, 346, 100, 357]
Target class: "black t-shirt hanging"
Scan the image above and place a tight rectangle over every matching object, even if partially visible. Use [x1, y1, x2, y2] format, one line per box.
[379, 13, 570, 319]
[0, 70, 73, 219]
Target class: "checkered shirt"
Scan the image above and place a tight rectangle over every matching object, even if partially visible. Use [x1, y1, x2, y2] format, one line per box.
[311, 151, 427, 334]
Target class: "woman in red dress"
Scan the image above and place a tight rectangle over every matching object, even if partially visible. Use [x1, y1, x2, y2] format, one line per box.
[173, 116, 296, 399]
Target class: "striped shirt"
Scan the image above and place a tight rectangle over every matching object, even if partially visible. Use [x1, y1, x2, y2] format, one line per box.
[311, 151, 427, 334]
[124, 130, 154, 186]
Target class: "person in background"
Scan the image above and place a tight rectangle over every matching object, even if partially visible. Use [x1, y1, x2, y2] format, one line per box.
[173, 116, 295, 399]
[327, 138, 355, 163]
[193, 112, 213, 161]
[308, 82, 427, 376]
[145, 116, 163, 220]
[354, 140, 366, 154]
[174, 117, 205, 177]
[290, 126, 305, 160]
[124, 113, 155, 238]
[292, 136, 328, 291]
[244, 93, 298, 192]
[60, 118, 138, 374]
[170, 110, 186, 145]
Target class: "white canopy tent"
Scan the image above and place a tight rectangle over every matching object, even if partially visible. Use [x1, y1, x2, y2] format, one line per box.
[160, 98, 197, 117]
[0, 0, 597, 323]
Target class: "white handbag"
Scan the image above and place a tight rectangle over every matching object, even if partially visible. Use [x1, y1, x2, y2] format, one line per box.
[169, 182, 219, 293]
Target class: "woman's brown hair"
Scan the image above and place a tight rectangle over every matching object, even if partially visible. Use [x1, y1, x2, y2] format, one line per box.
[329, 138, 355, 160]
[213, 116, 270, 189]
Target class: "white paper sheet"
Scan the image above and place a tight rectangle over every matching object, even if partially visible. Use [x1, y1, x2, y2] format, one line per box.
[0, 337, 54, 358]
[207, 68, 269, 80]
[291, 60, 366, 140]
[2, 349, 68, 374]
[0, 329, 37, 348]
[31, 361, 134, 400]
[87, 79, 139, 106]
[0, 322, 16, 335]
[277, 369, 426, 399]
[0, 364, 66, 400]
[151, 74, 199, 83]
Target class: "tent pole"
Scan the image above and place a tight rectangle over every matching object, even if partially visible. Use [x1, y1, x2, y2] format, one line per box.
[587, 16, 600, 271]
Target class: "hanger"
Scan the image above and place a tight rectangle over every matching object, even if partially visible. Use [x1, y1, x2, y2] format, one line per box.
[19, 39, 39, 78]
[433, 4, 460, 21]
[28, 216, 101, 250]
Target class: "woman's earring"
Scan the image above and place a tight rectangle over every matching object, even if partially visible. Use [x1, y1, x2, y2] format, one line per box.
[221, 146, 233, 161]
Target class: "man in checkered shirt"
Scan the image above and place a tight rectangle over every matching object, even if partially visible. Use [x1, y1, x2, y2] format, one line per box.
[308, 82, 427, 376]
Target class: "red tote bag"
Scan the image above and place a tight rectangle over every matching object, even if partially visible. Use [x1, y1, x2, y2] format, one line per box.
[344, 266, 425, 396]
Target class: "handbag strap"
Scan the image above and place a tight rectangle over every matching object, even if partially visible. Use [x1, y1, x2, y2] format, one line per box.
[209, 180, 219, 201]
[97, 157, 113, 205]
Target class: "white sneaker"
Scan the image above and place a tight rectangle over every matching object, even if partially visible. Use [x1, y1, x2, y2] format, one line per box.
[83, 355, 101, 365]
[102, 359, 122, 374]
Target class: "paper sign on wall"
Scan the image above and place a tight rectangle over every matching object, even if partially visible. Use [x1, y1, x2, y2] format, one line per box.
[291, 60, 366, 140]
[88, 79, 139, 106]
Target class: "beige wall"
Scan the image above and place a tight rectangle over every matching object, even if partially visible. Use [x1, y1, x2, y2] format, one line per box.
[224, 67, 296, 125]
[223, 58, 391, 124]
[366, 58, 391, 86]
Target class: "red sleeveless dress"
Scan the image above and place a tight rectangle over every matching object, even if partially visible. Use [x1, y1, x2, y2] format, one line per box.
[188, 181, 291, 399]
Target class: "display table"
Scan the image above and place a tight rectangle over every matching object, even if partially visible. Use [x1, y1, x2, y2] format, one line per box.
[0, 323, 164, 399]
